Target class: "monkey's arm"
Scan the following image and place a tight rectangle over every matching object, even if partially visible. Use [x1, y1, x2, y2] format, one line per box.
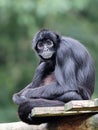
[15, 58, 79, 101]
[13, 61, 54, 105]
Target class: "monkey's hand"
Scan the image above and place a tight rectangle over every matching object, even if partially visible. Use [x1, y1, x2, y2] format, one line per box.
[13, 93, 28, 105]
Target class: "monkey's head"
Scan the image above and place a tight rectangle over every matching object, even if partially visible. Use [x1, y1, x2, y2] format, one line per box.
[32, 29, 60, 60]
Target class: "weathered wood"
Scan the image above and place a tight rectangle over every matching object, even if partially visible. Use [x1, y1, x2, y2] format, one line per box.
[0, 122, 47, 130]
[1, 99, 98, 130]
[32, 99, 98, 117]
[47, 114, 93, 130]
[32, 106, 98, 117]
[64, 99, 98, 111]
[31, 99, 98, 130]
[0, 115, 98, 130]
[32, 106, 65, 117]
[47, 114, 98, 130]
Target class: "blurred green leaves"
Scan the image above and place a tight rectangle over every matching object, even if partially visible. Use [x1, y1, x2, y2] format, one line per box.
[0, 0, 98, 122]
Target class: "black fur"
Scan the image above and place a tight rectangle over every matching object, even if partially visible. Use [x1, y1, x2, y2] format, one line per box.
[13, 29, 95, 124]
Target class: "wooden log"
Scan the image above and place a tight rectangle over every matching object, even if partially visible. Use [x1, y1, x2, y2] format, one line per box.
[47, 114, 93, 130]
[0, 122, 47, 130]
[0, 114, 98, 130]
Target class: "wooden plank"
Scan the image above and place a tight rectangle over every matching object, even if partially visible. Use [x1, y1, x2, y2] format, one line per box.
[32, 106, 65, 117]
[31, 108, 98, 117]
[31, 99, 98, 117]
[64, 99, 98, 111]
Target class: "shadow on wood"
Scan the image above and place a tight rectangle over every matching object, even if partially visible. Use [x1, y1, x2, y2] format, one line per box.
[47, 114, 94, 130]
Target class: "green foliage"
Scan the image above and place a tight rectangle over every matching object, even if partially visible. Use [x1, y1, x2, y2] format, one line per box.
[0, 0, 98, 122]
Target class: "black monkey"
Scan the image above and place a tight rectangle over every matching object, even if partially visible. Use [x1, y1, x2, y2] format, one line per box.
[13, 29, 95, 124]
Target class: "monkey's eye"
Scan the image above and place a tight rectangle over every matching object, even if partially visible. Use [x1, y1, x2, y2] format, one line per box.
[46, 40, 53, 47]
[37, 42, 43, 49]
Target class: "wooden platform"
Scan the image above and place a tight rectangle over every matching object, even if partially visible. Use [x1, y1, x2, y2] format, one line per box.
[0, 99, 98, 130]
[31, 99, 98, 130]
[31, 99, 98, 117]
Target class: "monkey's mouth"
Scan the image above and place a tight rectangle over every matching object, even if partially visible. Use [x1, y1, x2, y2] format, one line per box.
[41, 52, 54, 59]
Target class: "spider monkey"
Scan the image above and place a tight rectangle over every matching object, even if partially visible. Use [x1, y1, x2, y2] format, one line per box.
[13, 29, 95, 124]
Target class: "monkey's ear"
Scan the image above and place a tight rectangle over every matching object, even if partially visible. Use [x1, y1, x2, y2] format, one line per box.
[32, 30, 41, 50]
[54, 31, 61, 45]
[32, 36, 37, 50]
[56, 33, 61, 42]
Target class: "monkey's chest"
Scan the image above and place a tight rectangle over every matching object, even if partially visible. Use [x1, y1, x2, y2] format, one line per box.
[41, 73, 55, 86]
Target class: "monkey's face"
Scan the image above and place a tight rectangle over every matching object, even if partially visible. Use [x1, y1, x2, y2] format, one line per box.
[33, 29, 60, 60]
[36, 39, 55, 59]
